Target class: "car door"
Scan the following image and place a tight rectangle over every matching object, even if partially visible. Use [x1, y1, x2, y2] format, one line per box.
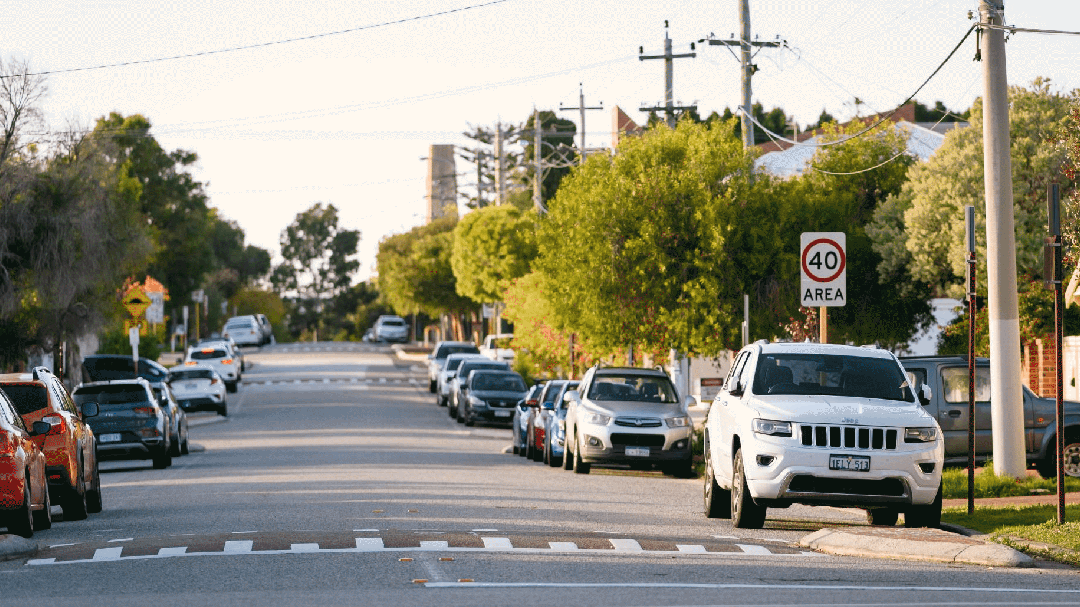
[935, 364, 993, 456]
[711, 349, 753, 487]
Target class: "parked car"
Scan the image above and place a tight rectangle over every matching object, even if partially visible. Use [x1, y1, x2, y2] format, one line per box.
[565, 366, 695, 477]
[185, 340, 241, 392]
[704, 341, 944, 529]
[545, 380, 580, 468]
[253, 313, 273, 345]
[0, 387, 54, 537]
[526, 380, 569, 462]
[198, 336, 245, 372]
[478, 333, 515, 362]
[72, 379, 173, 469]
[150, 382, 189, 456]
[436, 353, 484, 407]
[0, 367, 102, 520]
[81, 354, 169, 384]
[450, 358, 511, 420]
[427, 341, 481, 392]
[899, 356, 1080, 478]
[168, 365, 228, 416]
[222, 315, 262, 348]
[513, 384, 544, 456]
[459, 370, 528, 427]
[373, 315, 409, 343]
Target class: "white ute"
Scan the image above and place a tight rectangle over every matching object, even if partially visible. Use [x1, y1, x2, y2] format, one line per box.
[703, 341, 944, 529]
[478, 334, 514, 362]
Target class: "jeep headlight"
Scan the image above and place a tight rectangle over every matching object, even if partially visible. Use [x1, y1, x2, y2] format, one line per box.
[665, 415, 691, 428]
[583, 411, 611, 426]
[752, 419, 792, 437]
[904, 427, 939, 443]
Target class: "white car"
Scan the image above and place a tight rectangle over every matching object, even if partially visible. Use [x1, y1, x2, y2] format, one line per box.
[184, 340, 241, 393]
[703, 341, 944, 529]
[478, 334, 515, 362]
[168, 365, 228, 416]
[222, 316, 262, 347]
[436, 353, 484, 407]
[373, 315, 409, 343]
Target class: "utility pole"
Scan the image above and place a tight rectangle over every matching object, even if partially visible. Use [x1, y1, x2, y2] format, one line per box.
[531, 108, 579, 214]
[639, 21, 697, 129]
[979, 0, 1025, 478]
[559, 84, 603, 163]
[699, 0, 784, 148]
[493, 121, 507, 205]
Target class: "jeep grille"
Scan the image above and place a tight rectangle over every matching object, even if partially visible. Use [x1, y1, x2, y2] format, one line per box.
[800, 425, 898, 450]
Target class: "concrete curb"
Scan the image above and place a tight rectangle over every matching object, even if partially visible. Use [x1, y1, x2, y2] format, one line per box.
[0, 534, 39, 562]
[799, 527, 1033, 567]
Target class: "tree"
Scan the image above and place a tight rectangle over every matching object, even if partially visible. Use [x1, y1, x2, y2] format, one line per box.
[0, 57, 46, 178]
[451, 205, 537, 304]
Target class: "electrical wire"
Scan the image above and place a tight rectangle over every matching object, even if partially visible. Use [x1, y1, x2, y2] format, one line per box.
[981, 23, 1080, 36]
[1, 0, 511, 79]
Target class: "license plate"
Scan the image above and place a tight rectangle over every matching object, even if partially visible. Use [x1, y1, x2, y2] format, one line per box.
[625, 447, 650, 457]
[829, 454, 870, 472]
[493, 410, 512, 417]
[99, 433, 122, 443]
[186, 383, 197, 389]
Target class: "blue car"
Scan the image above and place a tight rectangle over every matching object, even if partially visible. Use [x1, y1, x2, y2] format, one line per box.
[544, 380, 579, 468]
[513, 384, 543, 457]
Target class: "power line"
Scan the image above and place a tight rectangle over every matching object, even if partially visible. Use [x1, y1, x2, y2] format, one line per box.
[1, 0, 511, 79]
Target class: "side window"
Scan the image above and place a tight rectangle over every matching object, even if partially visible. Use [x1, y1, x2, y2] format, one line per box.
[735, 352, 755, 393]
[941, 367, 991, 403]
[724, 352, 748, 391]
[0, 397, 25, 431]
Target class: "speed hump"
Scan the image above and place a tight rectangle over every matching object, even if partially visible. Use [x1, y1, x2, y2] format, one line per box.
[800, 232, 846, 307]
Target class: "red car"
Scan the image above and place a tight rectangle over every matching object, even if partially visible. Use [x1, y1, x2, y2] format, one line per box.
[526, 380, 569, 462]
[0, 386, 53, 537]
[0, 367, 102, 519]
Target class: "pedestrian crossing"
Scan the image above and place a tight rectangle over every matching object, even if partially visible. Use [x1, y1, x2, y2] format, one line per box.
[27, 529, 820, 566]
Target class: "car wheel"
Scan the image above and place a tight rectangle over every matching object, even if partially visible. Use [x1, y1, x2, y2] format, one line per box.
[1064, 432, 1080, 478]
[572, 436, 590, 475]
[219, 403, 228, 417]
[169, 433, 182, 457]
[519, 432, 529, 458]
[86, 456, 103, 514]
[62, 466, 89, 521]
[562, 438, 574, 470]
[428, 379, 436, 393]
[904, 485, 942, 528]
[704, 454, 731, 518]
[180, 435, 190, 456]
[456, 404, 466, 424]
[731, 449, 765, 529]
[464, 406, 475, 427]
[33, 483, 52, 530]
[866, 507, 899, 526]
[546, 437, 560, 468]
[532, 437, 544, 462]
[448, 401, 457, 418]
[226, 381, 237, 393]
[8, 483, 34, 538]
[152, 449, 172, 470]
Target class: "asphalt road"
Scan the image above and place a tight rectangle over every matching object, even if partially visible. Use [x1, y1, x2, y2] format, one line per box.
[3, 342, 1079, 606]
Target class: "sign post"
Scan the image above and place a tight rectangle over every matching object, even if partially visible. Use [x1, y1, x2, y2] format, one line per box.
[966, 205, 977, 515]
[800, 233, 846, 343]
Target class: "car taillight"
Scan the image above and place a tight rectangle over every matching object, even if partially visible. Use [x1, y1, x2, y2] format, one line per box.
[185, 361, 197, 366]
[133, 407, 156, 417]
[222, 359, 234, 365]
[42, 414, 66, 435]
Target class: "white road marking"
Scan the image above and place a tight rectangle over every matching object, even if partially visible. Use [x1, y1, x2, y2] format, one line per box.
[676, 544, 708, 553]
[223, 540, 253, 553]
[355, 538, 384, 550]
[609, 539, 643, 552]
[158, 547, 187, 556]
[736, 543, 772, 555]
[419, 541, 448, 549]
[92, 547, 122, 561]
[420, 582, 1080, 595]
[291, 543, 320, 552]
[481, 537, 513, 549]
[548, 542, 578, 551]
[108, 538, 133, 543]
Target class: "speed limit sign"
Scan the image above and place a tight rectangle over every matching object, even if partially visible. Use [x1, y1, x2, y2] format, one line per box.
[800, 232, 846, 307]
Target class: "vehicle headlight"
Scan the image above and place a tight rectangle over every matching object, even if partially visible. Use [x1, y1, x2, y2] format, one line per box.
[665, 415, 691, 428]
[468, 395, 486, 407]
[904, 427, 939, 443]
[583, 411, 611, 426]
[752, 419, 792, 437]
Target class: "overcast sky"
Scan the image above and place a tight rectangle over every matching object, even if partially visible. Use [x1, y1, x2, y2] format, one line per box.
[5, 1, 1079, 283]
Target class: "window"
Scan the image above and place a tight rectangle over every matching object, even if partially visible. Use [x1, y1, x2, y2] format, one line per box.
[752, 353, 913, 402]
[588, 374, 677, 403]
[941, 367, 990, 403]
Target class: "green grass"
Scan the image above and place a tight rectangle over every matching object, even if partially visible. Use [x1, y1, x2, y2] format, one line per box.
[941, 465, 1080, 499]
[942, 504, 1080, 566]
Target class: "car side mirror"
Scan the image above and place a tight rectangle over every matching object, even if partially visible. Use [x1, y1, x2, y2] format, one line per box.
[683, 395, 698, 409]
[541, 401, 555, 410]
[919, 384, 932, 406]
[81, 402, 99, 418]
[30, 420, 52, 436]
[563, 390, 579, 404]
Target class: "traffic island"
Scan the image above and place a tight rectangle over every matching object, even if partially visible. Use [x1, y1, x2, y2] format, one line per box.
[799, 526, 1033, 567]
[0, 534, 39, 562]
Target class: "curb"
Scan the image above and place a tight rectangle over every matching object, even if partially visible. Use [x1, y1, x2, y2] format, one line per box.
[0, 534, 39, 562]
[799, 526, 1033, 567]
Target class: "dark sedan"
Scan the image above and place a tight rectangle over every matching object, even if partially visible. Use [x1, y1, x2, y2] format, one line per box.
[461, 370, 528, 427]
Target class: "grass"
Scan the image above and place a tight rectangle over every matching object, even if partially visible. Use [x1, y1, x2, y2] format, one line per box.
[941, 465, 1080, 499]
[942, 504, 1080, 567]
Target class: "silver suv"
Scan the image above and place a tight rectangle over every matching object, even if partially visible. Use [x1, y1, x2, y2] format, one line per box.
[564, 366, 696, 476]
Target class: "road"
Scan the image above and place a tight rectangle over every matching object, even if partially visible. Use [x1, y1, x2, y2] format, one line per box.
[3, 342, 1079, 606]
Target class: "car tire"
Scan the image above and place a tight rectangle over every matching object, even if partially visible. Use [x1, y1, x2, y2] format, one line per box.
[704, 456, 731, 519]
[169, 433, 182, 457]
[563, 440, 574, 470]
[428, 379, 436, 393]
[448, 401, 457, 418]
[33, 483, 52, 530]
[86, 456, 103, 514]
[904, 485, 942, 528]
[456, 404, 466, 424]
[180, 435, 190, 456]
[8, 483, 34, 538]
[546, 438, 561, 468]
[572, 436, 590, 475]
[731, 449, 766, 529]
[866, 508, 899, 526]
[512, 442, 519, 456]
[464, 406, 475, 427]
[62, 466, 89, 521]
[219, 403, 228, 417]
[152, 450, 172, 470]
[226, 381, 237, 393]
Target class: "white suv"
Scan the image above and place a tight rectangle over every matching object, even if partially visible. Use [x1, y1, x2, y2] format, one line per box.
[703, 341, 943, 529]
[373, 315, 409, 343]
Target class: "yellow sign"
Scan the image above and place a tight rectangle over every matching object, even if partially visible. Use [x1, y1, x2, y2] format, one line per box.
[123, 286, 151, 318]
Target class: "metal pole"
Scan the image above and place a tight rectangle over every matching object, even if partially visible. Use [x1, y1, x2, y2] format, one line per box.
[1049, 183, 1066, 523]
[980, 0, 1025, 478]
[742, 294, 749, 347]
[739, 0, 754, 147]
[664, 28, 675, 128]
[818, 306, 827, 344]
[533, 108, 543, 213]
[966, 205, 977, 515]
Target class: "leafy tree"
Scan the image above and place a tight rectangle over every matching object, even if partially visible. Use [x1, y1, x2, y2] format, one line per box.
[458, 122, 523, 209]
[913, 99, 970, 123]
[451, 205, 537, 304]
[521, 110, 577, 207]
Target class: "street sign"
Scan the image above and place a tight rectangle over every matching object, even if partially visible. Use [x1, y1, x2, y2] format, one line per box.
[123, 287, 151, 318]
[800, 232, 846, 307]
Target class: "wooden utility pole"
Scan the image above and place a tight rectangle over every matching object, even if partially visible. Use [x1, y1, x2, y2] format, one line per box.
[559, 84, 602, 163]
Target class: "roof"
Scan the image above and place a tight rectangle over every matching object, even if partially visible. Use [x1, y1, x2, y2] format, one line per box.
[755, 341, 894, 359]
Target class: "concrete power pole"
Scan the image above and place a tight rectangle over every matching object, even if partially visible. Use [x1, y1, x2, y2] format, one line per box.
[980, 0, 1025, 478]
[559, 84, 603, 163]
[493, 122, 507, 206]
[639, 21, 697, 128]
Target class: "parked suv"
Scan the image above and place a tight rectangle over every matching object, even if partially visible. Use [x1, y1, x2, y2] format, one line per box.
[900, 356, 1080, 478]
[704, 342, 944, 529]
[0, 367, 102, 519]
[373, 315, 409, 343]
[427, 341, 481, 392]
[72, 379, 173, 469]
[564, 366, 695, 477]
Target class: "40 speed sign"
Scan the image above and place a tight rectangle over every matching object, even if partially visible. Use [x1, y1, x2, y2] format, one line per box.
[800, 232, 846, 307]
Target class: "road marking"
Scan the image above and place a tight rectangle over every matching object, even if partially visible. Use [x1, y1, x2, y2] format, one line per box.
[481, 537, 513, 550]
[356, 538, 384, 550]
[676, 544, 708, 553]
[223, 540, 253, 553]
[548, 542, 578, 551]
[92, 547, 122, 561]
[158, 547, 187, 556]
[736, 544, 772, 555]
[419, 541, 449, 549]
[108, 538, 133, 543]
[291, 543, 320, 552]
[609, 539, 643, 552]
[420, 582, 1080, 594]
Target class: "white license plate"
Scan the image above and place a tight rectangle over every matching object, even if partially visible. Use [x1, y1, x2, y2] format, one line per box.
[829, 454, 870, 472]
[186, 383, 198, 390]
[493, 410, 512, 417]
[99, 433, 122, 443]
[625, 447, 650, 457]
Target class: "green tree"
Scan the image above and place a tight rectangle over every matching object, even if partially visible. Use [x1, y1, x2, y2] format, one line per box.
[451, 205, 537, 304]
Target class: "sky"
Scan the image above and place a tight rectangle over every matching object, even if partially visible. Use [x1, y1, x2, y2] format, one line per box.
[4, 0, 1080, 284]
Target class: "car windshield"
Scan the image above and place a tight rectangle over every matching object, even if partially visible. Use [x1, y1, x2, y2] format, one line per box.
[1, 383, 50, 415]
[588, 374, 678, 403]
[382, 319, 406, 327]
[438, 345, 479, 358]
[753, 353, 914, 402]
[445, 357, 472, 371]
[471, 373, 526, 392]
[171, 369, 215, 381]
[226, 321, 256, 330]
